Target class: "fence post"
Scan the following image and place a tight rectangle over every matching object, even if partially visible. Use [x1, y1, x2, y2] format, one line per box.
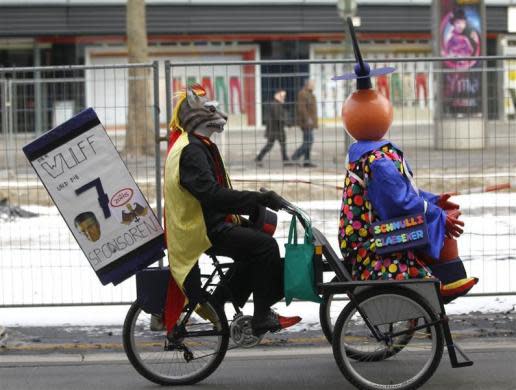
[152, 61, 164, 268]
[6, 79, 14, 171]
[165, 60, 172, 139]
[1, 80, 7, 136]
[33, 42, 43, 136]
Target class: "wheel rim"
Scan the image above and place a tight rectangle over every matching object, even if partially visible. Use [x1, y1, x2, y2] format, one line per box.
[326, 294, 412, 360]
[129, 303, 224, 382]
[339, 293, 439, 389]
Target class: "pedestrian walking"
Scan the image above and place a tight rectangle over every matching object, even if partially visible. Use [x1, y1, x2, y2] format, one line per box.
[292, 79, 317, 168]
[255, 89, 291, 166]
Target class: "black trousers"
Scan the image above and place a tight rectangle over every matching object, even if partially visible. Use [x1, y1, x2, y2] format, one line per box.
[207, 225, 284, 319]
[256, 133, 288, 161]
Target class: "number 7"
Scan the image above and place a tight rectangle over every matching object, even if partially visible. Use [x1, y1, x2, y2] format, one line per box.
[75, 177, 111, 219]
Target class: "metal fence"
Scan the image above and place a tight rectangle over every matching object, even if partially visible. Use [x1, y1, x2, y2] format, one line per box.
[165, 57, 516, 299]
[0, 62, 162, 307]
[1, 56, 516, 307]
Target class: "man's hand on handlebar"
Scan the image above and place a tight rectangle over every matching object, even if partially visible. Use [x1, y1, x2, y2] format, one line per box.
[258, 190, 284, 211]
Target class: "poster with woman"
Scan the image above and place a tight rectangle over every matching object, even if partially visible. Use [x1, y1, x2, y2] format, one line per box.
[441, 6, 481, 69]
[438, 0, 485, 116]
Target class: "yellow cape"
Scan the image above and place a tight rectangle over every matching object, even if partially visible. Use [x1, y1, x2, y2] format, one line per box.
[164, 131, 212, 291]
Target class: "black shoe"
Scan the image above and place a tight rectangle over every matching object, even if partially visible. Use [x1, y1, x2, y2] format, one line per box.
[303, 162, 317, 168]
[254, 157, 263, 167]
[251, 310, 302, 336]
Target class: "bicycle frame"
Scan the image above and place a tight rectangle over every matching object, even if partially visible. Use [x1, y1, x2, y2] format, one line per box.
[170, 255, 238, 340]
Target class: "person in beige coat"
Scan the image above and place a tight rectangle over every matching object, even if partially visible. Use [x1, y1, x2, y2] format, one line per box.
[292, 79, 318, 167]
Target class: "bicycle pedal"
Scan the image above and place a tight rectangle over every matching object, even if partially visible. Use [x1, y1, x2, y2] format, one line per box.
[230, 314, 263, 348]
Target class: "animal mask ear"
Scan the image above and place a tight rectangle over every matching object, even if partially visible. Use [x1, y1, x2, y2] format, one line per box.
[186, 87, 198, 108]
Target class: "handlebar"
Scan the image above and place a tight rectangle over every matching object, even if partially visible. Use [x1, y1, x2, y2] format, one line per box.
[259, 187, 310, 230]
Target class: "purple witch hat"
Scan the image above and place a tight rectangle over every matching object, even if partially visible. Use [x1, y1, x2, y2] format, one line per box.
[332, 17, 396, 90]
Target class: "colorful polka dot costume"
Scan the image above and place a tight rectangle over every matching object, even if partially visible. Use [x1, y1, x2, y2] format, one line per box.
[338, 144, 432, 281]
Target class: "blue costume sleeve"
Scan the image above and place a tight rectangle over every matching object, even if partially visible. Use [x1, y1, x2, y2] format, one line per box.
[398, 157, 438, 204]
[368, 158, 424, 219]
[368, 158, 446, 260]
[419, 190, 439, 204]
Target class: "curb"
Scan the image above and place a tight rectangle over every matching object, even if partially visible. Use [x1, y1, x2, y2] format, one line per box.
[2, 338, 516, 365]
[0, 327, 507, 354]
[0, 335, 329, 354]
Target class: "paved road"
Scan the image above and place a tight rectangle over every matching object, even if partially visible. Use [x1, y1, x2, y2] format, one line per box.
[1, 343, 516, 390]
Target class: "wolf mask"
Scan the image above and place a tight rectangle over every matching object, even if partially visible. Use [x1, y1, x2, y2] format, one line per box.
[176, 85, 228, 136]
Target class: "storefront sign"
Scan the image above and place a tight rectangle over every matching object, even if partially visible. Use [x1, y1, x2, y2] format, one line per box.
[309, 44, 434, 121]
[23, 108, 165, 285]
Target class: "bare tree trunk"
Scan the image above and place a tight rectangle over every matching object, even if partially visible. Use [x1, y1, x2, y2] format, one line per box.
[125, 0, 154, 157]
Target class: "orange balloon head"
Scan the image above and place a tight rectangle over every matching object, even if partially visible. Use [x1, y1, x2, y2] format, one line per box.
[342, 89, 393, 141]
[333, 17, 396, 141]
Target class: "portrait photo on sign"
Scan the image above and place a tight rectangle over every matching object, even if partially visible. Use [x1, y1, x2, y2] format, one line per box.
[74, 211, 101, 242]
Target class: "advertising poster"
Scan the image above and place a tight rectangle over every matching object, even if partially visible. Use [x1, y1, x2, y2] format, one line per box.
[309, 44, 434, 123]
[438, 0, 485, 116]
[84, 46, 261, 128]
[23, 108, 165, 285]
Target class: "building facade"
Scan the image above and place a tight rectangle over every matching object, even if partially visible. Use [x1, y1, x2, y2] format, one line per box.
[1, 0, 515, 132]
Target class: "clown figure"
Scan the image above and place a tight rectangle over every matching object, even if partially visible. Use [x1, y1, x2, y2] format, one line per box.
[336, 18, 478, 302]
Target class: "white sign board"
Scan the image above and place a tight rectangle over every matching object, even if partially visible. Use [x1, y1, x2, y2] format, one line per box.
[509, 7, 516, 33]
[23, 108, 164, 285]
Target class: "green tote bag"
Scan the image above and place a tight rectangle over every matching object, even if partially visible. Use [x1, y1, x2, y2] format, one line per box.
[284, 215, 323, 305]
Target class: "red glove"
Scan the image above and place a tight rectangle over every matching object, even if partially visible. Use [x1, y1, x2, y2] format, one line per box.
[437, 193, 460, 210]
[445, 209, 464, 239]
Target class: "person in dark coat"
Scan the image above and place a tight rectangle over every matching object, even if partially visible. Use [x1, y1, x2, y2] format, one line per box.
[292, 79, 318, 167]
[255, 89, 290, 166]
[165, 85, 301, 336]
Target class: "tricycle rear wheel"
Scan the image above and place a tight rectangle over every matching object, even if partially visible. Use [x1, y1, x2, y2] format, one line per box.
[123, 297, 229, 386]
[332, 286, 443, 390]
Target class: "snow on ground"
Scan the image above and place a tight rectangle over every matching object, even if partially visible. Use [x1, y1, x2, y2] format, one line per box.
[1, 193, 516, 326]
[1, 296, 515, 329]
